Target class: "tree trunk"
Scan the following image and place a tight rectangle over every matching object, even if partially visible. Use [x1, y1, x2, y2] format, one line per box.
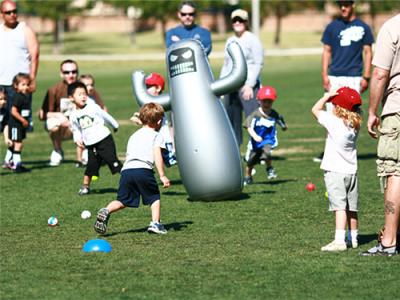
[274, 6, 282, 46]
[53, 18, 64, 54]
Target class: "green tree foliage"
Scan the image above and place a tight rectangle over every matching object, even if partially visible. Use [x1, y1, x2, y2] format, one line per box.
[18, 0, 92, 53]
[259, 0, 325, 46]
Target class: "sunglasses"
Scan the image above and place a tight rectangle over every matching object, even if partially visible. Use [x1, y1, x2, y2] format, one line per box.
[180, 12, 195, 17]
[62, 70, 78, 75]
[232, 17, 245, 24]
[2, 9, 17, 15]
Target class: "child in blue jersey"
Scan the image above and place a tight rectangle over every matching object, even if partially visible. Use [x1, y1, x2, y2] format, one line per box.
[243, 86, 287, 185]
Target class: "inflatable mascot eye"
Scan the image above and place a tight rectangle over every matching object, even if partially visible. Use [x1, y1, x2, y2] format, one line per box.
[169, 47, 196, 78]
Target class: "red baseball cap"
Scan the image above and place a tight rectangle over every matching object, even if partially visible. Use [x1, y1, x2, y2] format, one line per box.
[257, 86, 277, 101]
[330, 87, 362, 112]
[145, 72, 165, 91]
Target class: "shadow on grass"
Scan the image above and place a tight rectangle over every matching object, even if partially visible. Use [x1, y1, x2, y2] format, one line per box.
[163, 190, 187, 196]
[358, 233, 378, 246]
[357, 153, 377, 160]
[24, 159, 77, 171]
[188, 192, 251, 203]
[91, 188, 118, 194]
[169, 179, 183, 185]
[104, 220, 193, 237]
[260, 179, 297, 185]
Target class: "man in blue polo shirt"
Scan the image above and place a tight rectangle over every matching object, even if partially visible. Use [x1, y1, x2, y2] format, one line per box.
[166, 1, 212, 56]
[321, 0, 374, 94]
[314, 0, 374, 163]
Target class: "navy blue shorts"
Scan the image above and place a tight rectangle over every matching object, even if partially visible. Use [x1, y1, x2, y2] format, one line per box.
[117, 168, 160, 208]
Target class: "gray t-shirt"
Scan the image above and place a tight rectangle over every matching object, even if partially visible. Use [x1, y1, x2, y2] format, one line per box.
[220, 31, 264, 88]
[122, 127, 164, 171]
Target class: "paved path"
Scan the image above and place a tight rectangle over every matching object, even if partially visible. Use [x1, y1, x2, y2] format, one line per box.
[41, 47, 322, 61]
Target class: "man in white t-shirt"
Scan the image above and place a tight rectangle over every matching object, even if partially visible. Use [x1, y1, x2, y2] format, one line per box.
[0, 0, 39, 133]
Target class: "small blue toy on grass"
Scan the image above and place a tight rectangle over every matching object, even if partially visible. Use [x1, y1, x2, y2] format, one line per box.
[83, 239, 112, 253]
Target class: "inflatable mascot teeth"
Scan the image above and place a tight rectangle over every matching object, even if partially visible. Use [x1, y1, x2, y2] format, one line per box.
[132, 39, 247, 200]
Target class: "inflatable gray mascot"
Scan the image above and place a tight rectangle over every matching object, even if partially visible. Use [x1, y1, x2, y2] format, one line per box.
[132, 39, 247, 200]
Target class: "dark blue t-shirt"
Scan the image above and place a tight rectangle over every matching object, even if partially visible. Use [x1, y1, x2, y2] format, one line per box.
[321, 18, 374, 76]
[166, 25, 212, 56]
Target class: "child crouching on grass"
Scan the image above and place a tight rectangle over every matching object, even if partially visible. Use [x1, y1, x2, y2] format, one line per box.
[311, 87, 362, 252]
[68, 82, 122, 196]
[94, 102, 171, 235]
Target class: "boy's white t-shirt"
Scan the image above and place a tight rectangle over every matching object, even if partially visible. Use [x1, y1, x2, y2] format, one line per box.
[69, 101, 119, 146]
[318, 111, 358, 174]
[122, 127, 164, 171]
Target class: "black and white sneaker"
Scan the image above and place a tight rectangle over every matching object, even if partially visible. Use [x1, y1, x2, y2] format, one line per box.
[360, 243, 398, 257]
[243, 176, 253, 186]
[94, 208, 110, 234]
[78, 186, 90, 196]
[147, 221, 167, 234]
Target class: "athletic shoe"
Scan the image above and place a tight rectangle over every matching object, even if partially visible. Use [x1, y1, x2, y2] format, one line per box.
[360, 243, 398, 257]
[94, 208, 110, 234]
[351, 239, 358, 249]
[49, 150, 63, 167]
[313, 152, 324, 163]
[78, 186, 90, 196]
[1, 162, 13, 169]
[267, 167, 277, 179]
[75, 161, 84, 168]
[147, 221, 167, 234]
[243, 176, 253, 186]
[321, 240, 347, 252]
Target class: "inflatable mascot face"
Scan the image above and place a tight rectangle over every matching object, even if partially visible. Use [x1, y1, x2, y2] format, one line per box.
[132, 39, 247, 200]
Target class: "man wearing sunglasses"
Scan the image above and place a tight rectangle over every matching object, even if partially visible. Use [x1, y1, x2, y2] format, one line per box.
[166, 1, 212, 56]
[40, 60, 105, 166]
[0, 0, 39, 128]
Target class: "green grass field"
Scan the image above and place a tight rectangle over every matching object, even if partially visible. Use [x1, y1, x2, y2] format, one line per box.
[1, 55, 399, 300]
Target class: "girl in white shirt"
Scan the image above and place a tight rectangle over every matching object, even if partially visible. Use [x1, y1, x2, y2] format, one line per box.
[311, 87, 362, 252]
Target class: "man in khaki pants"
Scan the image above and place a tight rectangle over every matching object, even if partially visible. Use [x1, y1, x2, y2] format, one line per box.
[364, 14, 400, 257]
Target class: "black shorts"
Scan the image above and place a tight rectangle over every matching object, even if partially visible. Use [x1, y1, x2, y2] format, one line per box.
[9, 125, 26, 142]
[117, 168, 160, 208]
[84, 134, 122, 177]
[247, 145, 272, 167]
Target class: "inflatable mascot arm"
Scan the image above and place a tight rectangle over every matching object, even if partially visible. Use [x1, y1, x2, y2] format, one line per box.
[210, 42, 247, 97]
[131, 71, 171, 111]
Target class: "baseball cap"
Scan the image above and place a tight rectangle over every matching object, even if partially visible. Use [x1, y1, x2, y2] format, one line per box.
[257, 86, 277, 101]
[329, 87, 362, 111]
[231, 9, 248, 21]
[145, 72, 165, 91]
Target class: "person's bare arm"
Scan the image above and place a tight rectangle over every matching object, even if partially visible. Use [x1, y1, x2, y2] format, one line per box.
[247, 127, 262, 142]
[321, 44, 332, 92]
[311, 91, 337, 120]
[360, 45, 372, 93]
[154, 146, 170, 188]
[11, 106, 29, 128]
[367, 66, 390, 138]
[24, 24, 39, 93]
